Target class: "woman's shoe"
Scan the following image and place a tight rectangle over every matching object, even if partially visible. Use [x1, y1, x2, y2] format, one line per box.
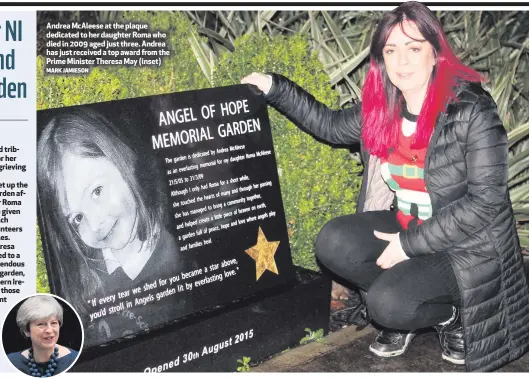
[369, 329, 416, 357]
[434, 307, 466, 365]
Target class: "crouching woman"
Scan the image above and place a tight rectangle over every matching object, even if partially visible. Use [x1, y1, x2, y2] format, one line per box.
[242, 1, 529, 372]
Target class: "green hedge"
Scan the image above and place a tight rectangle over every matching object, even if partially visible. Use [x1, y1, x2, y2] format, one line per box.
[36, 13, 362, 292]
[37, 11, 209, 108]
[36, 225, 50, 293]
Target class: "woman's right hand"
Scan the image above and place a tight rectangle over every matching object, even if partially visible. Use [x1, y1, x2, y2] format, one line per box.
[241, 73, 273, 95]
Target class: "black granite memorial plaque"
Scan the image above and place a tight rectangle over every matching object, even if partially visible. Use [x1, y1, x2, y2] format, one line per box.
[37, 85, 296, 349]
[72, 267, 331, 372]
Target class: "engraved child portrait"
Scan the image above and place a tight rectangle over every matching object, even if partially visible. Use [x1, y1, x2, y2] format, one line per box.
[37, 108, 190, 346]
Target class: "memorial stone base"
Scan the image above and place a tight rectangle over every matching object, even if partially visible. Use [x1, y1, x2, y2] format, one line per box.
[72, 266, 331, 372]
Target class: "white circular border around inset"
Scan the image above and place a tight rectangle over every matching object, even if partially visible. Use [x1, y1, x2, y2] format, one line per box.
[1, 293, 85, 376]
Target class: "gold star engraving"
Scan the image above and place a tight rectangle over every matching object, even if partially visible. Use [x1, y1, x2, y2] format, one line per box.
[245, 227, 280, 280]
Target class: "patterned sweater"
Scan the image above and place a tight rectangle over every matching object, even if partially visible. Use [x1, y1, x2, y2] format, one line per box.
[380, 111, 432, 230]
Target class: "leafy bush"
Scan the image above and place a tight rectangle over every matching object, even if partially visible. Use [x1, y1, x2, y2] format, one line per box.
[36, 226, 50, 293]
[37, 58, 125, 109]
[37, 11, 209, 110]
[214, 34, 362, 270]
[115, 11, 210, 96]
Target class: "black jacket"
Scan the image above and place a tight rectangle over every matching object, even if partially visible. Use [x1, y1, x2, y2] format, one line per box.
[265, 73, 529, 371]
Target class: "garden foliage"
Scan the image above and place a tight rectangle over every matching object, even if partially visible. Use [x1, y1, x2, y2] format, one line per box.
[214, 33, 361, 269]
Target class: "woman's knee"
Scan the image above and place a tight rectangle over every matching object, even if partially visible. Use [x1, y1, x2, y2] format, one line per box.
[315, 217, 351, 265]
[366, 284, 415, 330]
[315, 214, 379, 267]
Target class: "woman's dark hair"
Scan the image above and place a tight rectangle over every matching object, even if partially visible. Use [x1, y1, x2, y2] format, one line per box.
[361, 1, 482, 157]
[37, 108, 167, 313]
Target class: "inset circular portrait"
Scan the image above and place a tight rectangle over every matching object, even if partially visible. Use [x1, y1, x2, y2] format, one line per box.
[2, 294, 84, 376]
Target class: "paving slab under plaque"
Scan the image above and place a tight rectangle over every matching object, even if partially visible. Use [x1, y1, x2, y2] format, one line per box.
[268, 328, 528, 372]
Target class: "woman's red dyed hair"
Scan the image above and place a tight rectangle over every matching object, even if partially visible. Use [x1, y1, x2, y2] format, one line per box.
[361, 1, 482, 157]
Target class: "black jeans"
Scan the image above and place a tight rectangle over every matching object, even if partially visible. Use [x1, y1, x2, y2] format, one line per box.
[316, 211, 461, 331]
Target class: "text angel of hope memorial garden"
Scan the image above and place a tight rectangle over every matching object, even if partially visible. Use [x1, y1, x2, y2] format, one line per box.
[37, 84, 295, 348]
